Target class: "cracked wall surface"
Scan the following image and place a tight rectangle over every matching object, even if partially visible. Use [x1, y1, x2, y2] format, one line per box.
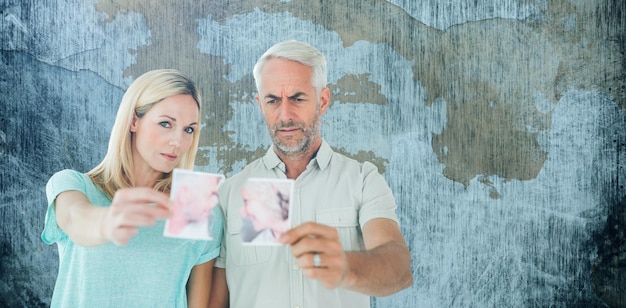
[1, 0, 625, 307]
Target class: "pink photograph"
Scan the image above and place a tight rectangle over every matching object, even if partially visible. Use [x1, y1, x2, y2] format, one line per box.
[239, 178, 294, 245]
[164, 169, 224, 240]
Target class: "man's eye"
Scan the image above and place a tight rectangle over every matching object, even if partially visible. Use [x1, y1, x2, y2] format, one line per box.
[159, 121, 171, 128]
[266, 99, 276, 104]
[185, 127, 195, 134]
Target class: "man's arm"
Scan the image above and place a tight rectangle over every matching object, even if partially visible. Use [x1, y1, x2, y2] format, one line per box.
[343, 218, 413, 295]
[280, 218, 413, 296]
[208, 267, 229, 308]
[187, 260, 214, 308]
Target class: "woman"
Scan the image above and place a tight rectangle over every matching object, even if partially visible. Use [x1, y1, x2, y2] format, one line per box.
[42, 69, 221, 307]
[239, 179, 292, 244]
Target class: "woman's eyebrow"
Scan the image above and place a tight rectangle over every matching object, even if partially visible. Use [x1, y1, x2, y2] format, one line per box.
[159, 115, 177, 121]
[160, 115, 198, 126]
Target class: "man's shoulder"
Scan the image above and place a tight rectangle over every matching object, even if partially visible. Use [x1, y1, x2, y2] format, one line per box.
[328, 149, 379, 174]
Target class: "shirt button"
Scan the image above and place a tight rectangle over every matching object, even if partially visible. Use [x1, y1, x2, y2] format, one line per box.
[292, 264, 300, 270]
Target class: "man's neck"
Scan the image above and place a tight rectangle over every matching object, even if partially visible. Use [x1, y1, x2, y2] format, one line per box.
[275, 138, 322, 180]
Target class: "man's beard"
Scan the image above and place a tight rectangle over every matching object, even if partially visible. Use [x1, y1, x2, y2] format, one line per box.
[268, 111, 321, 156]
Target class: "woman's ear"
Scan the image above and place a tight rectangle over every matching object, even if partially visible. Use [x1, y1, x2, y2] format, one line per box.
[130, 114, 138, 132]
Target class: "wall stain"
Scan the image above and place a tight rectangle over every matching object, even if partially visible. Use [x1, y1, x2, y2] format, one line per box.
[329, 73, 388, 105]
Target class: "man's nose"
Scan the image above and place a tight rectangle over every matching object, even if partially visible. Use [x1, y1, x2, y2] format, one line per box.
[277, 99, 294, 121]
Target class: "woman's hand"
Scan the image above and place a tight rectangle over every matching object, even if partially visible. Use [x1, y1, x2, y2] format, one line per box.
[101, 187, 172, 245]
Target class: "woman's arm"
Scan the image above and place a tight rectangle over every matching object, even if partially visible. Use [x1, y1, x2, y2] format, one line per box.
[54, 187, 171, 246]
[187, 260, 215, 308]
[208, 267, 229, 308]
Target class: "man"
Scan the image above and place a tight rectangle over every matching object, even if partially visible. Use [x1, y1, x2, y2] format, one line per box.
[210, 40, 412, 308]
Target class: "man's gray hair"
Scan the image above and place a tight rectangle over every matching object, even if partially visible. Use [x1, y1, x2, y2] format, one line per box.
[253, 40, 327, 95]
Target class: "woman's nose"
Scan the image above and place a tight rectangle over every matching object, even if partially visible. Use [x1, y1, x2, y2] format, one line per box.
[169, 131, 182, 147]
[240, 205, 249, 217]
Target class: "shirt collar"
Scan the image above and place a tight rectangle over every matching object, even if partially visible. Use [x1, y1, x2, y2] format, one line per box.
[262, 139, 333, 171]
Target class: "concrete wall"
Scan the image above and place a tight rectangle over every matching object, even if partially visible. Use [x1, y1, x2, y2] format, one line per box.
[1, 0, 624, 306]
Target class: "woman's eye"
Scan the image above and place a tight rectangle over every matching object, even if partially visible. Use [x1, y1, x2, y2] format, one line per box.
[185, 127, 195, 134]
[159, 121, 171, 128]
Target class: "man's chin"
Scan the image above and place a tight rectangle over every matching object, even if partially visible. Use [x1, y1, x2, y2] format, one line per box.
[276, 143, 306, 154]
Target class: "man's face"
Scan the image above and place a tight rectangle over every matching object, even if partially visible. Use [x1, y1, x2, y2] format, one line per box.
[256, 58, 330, 155]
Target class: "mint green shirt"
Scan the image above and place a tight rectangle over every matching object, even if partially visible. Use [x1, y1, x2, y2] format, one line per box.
[216, 140, 399, 308]
[42, 169, 223, 308]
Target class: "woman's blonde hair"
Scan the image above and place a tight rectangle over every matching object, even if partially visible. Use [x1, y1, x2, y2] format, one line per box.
[87, 69, 201, 199]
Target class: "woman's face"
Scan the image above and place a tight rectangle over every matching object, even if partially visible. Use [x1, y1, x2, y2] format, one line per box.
[177, 184, 219, 221]
[240, 186, 279, 231]
[130, 94, 199, 175]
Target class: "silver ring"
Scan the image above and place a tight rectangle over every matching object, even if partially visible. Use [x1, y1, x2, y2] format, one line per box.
[313, 253, 321, 268]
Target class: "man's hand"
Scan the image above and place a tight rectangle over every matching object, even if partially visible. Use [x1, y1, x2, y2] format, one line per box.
[279, 219, 413, 296]
[280, 222, 353, 289]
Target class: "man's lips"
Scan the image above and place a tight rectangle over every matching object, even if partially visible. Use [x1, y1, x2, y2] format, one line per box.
[277, 126, 300, 134]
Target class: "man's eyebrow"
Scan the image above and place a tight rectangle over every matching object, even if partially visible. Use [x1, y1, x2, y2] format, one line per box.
[288, 92, 306, 99]
[264, 94, 280, 100]
[264, 92, 308, 100]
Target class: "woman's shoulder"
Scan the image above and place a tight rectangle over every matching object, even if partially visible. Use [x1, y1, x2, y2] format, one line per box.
[47, 169, 103, 196]
[49, 169, 91, 185]
[52, 168, 85, 176]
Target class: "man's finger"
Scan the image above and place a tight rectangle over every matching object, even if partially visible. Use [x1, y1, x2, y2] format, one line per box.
[290, 236, 342, 258]
[279, 222, 337, 244]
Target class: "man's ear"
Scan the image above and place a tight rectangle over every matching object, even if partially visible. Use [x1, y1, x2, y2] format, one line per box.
[319, 87, 331, 115]
[256, 94, 262, 111]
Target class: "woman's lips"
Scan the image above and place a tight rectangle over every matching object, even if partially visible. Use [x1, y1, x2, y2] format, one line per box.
[162, 153, 177, 161]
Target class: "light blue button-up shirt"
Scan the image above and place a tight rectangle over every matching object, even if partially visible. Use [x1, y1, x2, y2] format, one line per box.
[216, 140, 399, 308]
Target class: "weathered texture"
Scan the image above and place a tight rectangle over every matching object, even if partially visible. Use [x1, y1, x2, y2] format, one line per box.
[1, 0, 624, 307]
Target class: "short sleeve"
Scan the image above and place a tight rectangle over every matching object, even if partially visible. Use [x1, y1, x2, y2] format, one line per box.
[195, 206, 224, 265]
[41, 169, 87, 244]
[214, 180, 233, 269]
[358, 162, 399, 227]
